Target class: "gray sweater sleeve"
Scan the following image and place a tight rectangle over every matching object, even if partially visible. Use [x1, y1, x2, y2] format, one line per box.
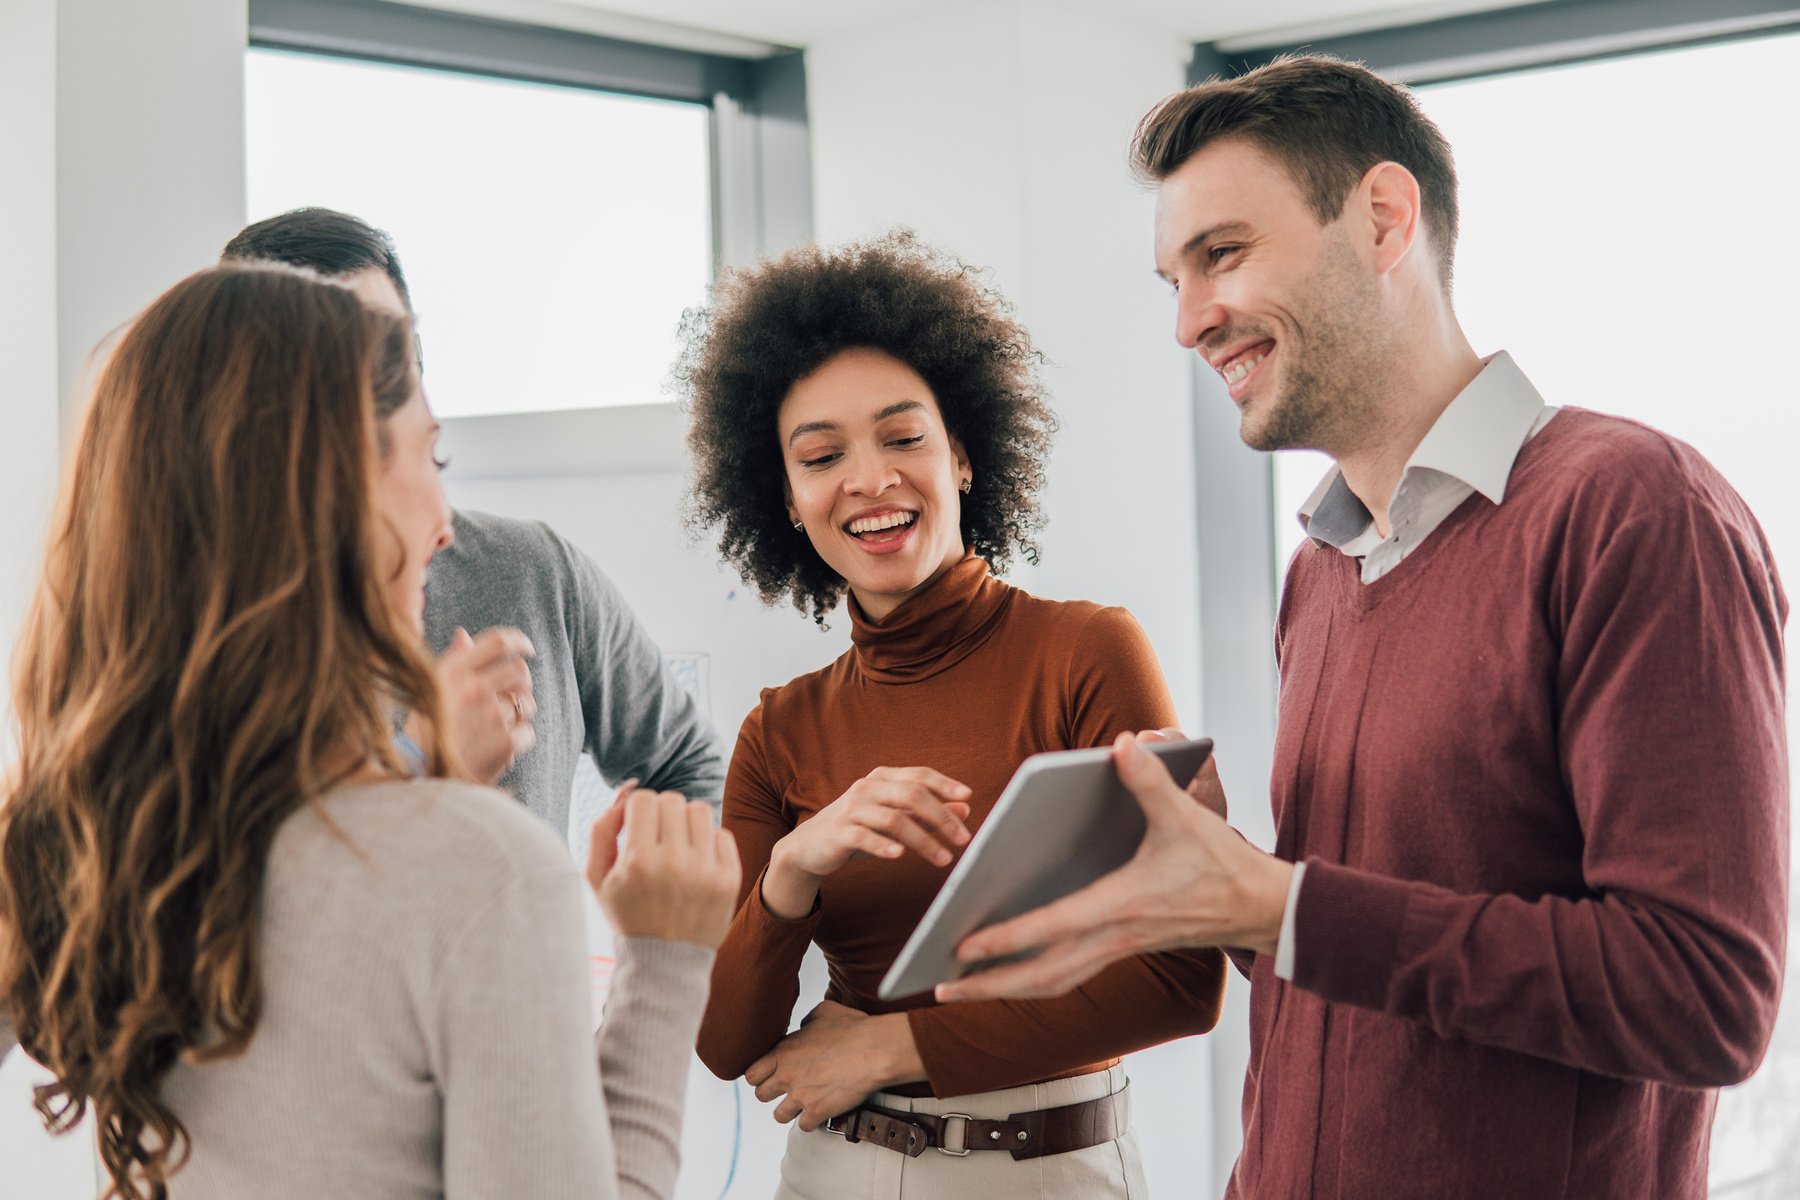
[436, 866, 714, 1200]
[563, 539, 727, 805]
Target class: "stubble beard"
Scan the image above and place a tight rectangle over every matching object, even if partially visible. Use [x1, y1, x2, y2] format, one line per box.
[1241, 239, 1385, 455]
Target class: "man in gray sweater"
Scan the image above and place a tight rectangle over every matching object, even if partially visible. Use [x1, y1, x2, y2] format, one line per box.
[222, 209, 726, 832]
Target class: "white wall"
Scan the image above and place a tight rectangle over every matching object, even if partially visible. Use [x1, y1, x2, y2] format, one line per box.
[807, 0, 1203, 735]
[807, 2, 1030, 284]
[0, 9, 80, 1192]
[0, 0, 248, 711]
[1, 1, 249, 1193]
[54, 0, 249, 405]
[0, 0, 61, 723]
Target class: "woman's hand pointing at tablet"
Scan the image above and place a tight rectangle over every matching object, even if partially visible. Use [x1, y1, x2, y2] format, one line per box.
[762, 766, 974, 920]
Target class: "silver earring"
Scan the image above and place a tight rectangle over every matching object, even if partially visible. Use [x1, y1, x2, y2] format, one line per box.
[959, 478, 972, 495]
[792, 519, 804, 531]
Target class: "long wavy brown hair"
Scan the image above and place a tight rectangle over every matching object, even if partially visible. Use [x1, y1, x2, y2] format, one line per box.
[0, 264, 458, 1198]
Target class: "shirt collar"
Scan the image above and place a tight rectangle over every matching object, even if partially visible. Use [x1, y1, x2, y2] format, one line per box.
[1296, 351, 1546, 548]
[1407, 351, 1546, 505]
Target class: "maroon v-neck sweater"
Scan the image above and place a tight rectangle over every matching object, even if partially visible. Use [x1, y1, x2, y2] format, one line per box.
[1232, 409, 1789, 1200]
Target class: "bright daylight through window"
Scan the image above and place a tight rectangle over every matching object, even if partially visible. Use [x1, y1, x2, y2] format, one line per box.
[245, 48, 713, 420]
[1270, 31, 1800, 1198]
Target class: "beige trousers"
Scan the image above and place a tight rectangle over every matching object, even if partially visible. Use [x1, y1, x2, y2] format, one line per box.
[772, 1064, 1146, 1200]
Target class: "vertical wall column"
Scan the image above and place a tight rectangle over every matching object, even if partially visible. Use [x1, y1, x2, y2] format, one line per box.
[55, 0, 250, 404]
[0, 0, 62, 740]
[1, 0, 249, 711]
[1, 0, 249, 725]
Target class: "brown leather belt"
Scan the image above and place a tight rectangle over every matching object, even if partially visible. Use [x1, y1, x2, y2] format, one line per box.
[822, 1083, 1130, 1161]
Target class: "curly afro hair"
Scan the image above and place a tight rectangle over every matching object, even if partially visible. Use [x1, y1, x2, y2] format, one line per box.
[676, 231, 1057, 626]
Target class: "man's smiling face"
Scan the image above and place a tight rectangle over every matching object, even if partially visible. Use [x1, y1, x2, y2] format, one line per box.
[1154, 136, 1385, 455]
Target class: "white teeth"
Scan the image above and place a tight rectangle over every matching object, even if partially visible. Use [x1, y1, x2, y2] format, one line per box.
[1224, 352, 1265, 384]
[848, 511, 917, 535]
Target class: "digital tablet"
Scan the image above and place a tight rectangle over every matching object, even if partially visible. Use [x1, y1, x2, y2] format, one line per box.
[877, 737, 1213, 1001]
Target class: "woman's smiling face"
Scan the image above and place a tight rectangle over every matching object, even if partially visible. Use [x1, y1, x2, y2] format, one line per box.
[778, 347, 971, 622]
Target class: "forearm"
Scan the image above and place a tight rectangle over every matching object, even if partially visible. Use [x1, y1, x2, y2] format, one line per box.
[584, 602, 727, 808]
[1292, 861, 1785, 1087]
[597, 937, 716, 1200]
[630, 716, 727, 807]
[862, 1012, 928, 1091]
[910, 948, 1226, 1096]
[759, 843, 822, 921]
[695, 868, 821, 1078]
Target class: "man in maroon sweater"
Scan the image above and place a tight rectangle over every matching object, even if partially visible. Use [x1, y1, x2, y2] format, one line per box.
[938, 55, 1789, 1198]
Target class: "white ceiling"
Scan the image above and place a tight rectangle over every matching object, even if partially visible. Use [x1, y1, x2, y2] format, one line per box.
[412, 0, 1548, 56]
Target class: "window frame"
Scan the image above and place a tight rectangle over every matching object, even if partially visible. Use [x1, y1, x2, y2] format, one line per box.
[246, 0, 813, 478]
[1194, 0, 1800, 84]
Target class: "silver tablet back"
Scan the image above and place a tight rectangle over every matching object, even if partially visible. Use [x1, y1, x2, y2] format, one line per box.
[878, 737, 1213, 1001]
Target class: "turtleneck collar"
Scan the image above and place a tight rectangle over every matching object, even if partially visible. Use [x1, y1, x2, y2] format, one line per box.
[847, 553, 1014, 684]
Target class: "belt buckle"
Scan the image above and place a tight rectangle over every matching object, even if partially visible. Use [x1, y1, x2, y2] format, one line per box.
[823, 1112, 855, 1142]
[934, 1112, 974, 1157]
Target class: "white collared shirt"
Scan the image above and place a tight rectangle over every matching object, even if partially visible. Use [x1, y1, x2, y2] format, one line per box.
[1295, 351, 1557, 583]
[1273, 351, 1558, 980]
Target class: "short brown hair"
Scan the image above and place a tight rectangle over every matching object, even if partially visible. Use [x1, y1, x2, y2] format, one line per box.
[1132, 54, 1459, 289]
[223, 207, 413, 310]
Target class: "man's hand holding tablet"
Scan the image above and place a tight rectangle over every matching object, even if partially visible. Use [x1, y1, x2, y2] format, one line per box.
[934, 733, 1293, 1003]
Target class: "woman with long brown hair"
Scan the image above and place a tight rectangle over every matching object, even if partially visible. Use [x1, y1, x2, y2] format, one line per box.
[0, 263, 738, 1200]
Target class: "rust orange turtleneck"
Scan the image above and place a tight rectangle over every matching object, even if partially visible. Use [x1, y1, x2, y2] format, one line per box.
[697, 555, 1225, 1097]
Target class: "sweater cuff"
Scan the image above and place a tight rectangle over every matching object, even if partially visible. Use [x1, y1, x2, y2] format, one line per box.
[1288, 859, 1412, 1011]
[611, 936, 718, 1023]
[750, 865, 825, 932]
[1273, 861, 1308, 980]
[615, 935, 717, 980]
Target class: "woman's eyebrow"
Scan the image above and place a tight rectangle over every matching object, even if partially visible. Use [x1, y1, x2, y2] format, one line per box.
[788, 400, 925, 446]
[788, 420, 837, 445]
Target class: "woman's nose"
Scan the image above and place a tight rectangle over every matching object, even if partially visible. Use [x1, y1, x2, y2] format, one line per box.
[843, 452, 899, 497]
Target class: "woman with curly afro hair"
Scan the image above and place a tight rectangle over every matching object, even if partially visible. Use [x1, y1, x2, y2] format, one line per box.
[680, 232, 1225, 1200]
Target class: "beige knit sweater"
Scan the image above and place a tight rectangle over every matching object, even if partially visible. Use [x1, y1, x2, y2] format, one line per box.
[0, 779, 713, 1199]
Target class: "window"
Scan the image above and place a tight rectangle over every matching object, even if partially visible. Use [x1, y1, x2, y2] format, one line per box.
[244, 47, 713, 420]
[1270, 31, 1800, 1195]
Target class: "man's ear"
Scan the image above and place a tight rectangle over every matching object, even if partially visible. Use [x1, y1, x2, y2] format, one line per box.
[1360, 160, 1422, 277]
